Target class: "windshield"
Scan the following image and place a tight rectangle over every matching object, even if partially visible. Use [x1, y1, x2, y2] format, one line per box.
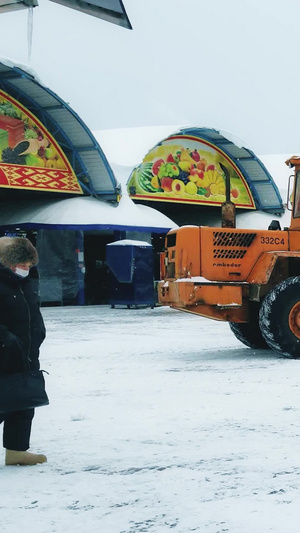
[293, 170, 300, 218]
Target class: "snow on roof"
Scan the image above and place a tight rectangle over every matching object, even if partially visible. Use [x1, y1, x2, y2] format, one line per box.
[94, 125, 184, 167]
[0, 195, 178, 233]
[0, 56, 44, 85]
[107, 239, 152, 247]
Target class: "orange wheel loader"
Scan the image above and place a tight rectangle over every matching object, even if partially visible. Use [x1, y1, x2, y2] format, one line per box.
[158, 157, 300, 358]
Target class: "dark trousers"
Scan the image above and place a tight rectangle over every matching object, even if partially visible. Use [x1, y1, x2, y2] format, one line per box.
[0, 409, 34, 451]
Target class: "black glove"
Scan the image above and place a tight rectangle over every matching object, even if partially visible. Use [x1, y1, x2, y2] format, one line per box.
[1, 331, 20, 349]
[0, 328, 24, 374]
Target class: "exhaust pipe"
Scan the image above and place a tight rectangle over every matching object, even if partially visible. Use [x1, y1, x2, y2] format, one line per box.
[219, 163, 236, 228]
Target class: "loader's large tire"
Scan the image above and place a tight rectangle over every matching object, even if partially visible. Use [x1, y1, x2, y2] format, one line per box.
[229, 321, 269, 349]
[229, 303, 269, 349]
[259, 277, 300, 358]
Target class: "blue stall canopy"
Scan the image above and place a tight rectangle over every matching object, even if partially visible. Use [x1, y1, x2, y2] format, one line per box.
[0, 59, 120, 202]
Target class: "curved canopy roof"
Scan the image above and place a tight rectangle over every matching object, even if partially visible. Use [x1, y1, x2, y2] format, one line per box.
[177, 127, 284, 213]
[0, 59, 120, 202]
[0, 1, 132, 29]
[49, 0, 132, 29]
[127, 126, 284, 213]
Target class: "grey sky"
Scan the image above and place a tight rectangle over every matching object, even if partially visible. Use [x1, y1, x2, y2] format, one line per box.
[0, 0, 299, 155]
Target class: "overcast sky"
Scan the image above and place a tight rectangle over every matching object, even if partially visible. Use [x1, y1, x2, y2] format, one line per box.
[0, 0, 300, 155]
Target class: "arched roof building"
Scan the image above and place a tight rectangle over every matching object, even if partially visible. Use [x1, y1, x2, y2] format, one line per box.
[0, 59, 176, 306]
[127, 126, 284, 215]
[0, 58, 176, 234]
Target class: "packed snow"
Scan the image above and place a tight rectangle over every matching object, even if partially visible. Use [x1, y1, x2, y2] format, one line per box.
[2, 304, 300, 533]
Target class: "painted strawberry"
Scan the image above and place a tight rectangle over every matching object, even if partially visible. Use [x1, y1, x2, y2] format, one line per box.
[191, 150, 200, 162]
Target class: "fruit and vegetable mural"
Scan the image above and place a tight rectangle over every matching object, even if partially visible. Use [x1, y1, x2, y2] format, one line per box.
[0, 90, 83, 194]
[127, 135, 255, 209]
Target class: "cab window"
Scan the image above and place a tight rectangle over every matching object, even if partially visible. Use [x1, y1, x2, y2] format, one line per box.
[293, 170, 300, 218]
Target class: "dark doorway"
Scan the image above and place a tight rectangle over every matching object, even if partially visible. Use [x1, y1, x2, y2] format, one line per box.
[84, 232, 115, 304]
[151, 233, 166, 280]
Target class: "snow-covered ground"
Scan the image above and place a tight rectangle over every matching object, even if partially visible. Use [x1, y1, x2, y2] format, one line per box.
[2, 304, 300, 533]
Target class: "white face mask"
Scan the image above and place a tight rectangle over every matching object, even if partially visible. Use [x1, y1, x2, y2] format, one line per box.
[14, 267, 30, 278]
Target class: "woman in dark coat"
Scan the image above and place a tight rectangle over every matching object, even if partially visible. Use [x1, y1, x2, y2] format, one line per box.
[0, 237, 47, 466]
